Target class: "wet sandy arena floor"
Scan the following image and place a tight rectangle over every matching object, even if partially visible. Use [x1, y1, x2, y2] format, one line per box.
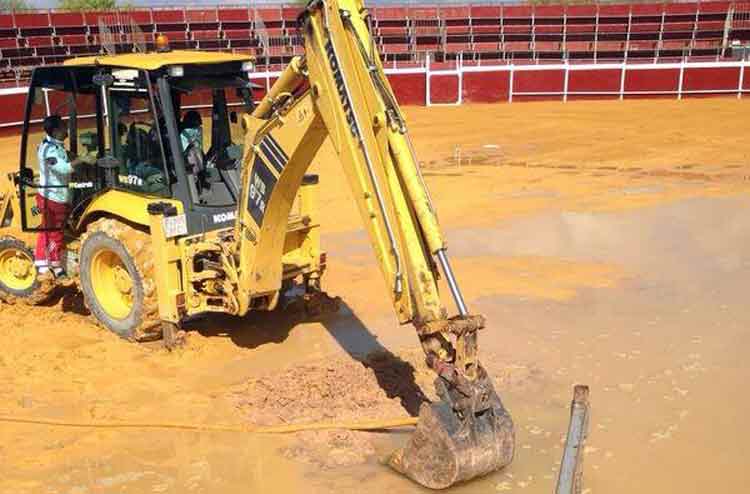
[1, 98, 749, 493]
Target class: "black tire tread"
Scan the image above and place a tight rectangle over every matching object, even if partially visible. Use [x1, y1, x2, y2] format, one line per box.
[79, 218, 159, 340]
[0, 235, 55, 305]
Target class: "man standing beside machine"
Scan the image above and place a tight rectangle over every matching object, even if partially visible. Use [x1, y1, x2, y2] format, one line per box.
[34, 114, 87, 277]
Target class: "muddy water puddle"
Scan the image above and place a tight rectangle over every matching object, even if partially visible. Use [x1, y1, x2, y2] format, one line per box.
[320, 196, 750, 493]
[461, 196, 750, 494]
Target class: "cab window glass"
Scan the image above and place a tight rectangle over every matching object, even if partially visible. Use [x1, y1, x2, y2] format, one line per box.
[72, 91, 101, 195]
[21, 71, 102, 230]
[172, 84, 252, 207]
[23, 87, 62, 192]
[22, 85, 63, 230]
[178, 85, 252, 167]
[75, 92, 100, 163]
[108, 87, 169, 196]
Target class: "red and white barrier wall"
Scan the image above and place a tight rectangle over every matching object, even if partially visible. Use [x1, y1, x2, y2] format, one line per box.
[0, 59, 748, 128]
[249, 58, 750, 106]
[409, 59, 750, 105]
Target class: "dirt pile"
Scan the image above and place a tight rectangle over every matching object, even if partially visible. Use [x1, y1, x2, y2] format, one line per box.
[232, 350, 434, 426]
[231, 348, 545, 425]
[231, 350, 435, 468]
[230, 349, 543, 469]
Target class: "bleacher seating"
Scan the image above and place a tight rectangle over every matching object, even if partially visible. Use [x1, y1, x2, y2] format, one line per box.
[0, 2, 747, 86]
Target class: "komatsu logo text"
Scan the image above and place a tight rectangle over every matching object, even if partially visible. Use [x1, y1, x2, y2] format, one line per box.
[212, 211, 236, 224]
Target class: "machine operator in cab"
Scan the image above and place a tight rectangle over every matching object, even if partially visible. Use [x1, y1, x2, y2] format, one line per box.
[179, 110, 203, 154]
[35, 115, 87, 277]
[180, 110, 208, 191]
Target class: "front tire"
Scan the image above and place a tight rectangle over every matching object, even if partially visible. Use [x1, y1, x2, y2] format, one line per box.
[79, 219, 159, 340]
[0, 236, 54, 305]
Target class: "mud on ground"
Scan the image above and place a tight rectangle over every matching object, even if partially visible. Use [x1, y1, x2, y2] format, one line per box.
[233, 351, 431, 470]
[0, 98, 749, 493]
[231, 349, 543, 470]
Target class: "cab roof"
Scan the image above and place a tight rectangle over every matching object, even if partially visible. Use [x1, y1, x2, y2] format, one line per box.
[63, 50, 252, 71]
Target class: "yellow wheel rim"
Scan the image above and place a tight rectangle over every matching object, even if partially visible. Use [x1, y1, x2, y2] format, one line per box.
[90, 249, 134, 320]
[0, 247, 35, 291]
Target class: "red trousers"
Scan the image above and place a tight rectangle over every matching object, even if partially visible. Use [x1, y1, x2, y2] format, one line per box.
[34, 194, 69, 267]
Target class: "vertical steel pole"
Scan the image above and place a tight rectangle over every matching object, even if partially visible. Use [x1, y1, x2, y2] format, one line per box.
[509, 65, 514, 103]
[556, 385, 591, 494]
[426, 52, 431, 106]
[738, 63, 745, 100]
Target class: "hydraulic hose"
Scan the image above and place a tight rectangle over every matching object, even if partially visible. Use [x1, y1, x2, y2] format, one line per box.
[0, 415, 418, 434]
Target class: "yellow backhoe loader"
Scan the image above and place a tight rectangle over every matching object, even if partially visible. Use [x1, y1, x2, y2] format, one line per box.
[0, 0, 516, 488]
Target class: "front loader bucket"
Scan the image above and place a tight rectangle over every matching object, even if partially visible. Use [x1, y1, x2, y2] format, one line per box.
[388, 379, 515, 489]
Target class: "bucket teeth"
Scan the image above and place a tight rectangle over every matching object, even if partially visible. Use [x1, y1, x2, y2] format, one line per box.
[389, 372, 515, 489]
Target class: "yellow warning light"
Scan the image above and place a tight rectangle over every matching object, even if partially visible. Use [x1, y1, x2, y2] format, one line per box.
[155, 34, 170, 53]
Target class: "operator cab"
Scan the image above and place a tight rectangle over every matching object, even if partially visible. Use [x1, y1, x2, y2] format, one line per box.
[17, 50, 256, 234]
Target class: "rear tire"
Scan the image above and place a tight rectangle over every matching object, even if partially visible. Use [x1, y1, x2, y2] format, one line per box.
[79, 219, 159, 340]
[0, 236, 54, 305]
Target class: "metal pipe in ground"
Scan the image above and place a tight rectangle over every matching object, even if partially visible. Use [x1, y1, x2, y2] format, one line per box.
[556, 385, 590, 494]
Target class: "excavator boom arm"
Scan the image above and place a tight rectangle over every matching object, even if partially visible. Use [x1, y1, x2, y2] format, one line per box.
[233, 0, 515, 488]
[301, 0, 448, 325]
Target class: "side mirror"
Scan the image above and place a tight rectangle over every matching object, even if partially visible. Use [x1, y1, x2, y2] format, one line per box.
[230, 111, 238, 124]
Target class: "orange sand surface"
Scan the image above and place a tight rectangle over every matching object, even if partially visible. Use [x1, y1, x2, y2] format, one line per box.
[1, 98, 749, 493]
